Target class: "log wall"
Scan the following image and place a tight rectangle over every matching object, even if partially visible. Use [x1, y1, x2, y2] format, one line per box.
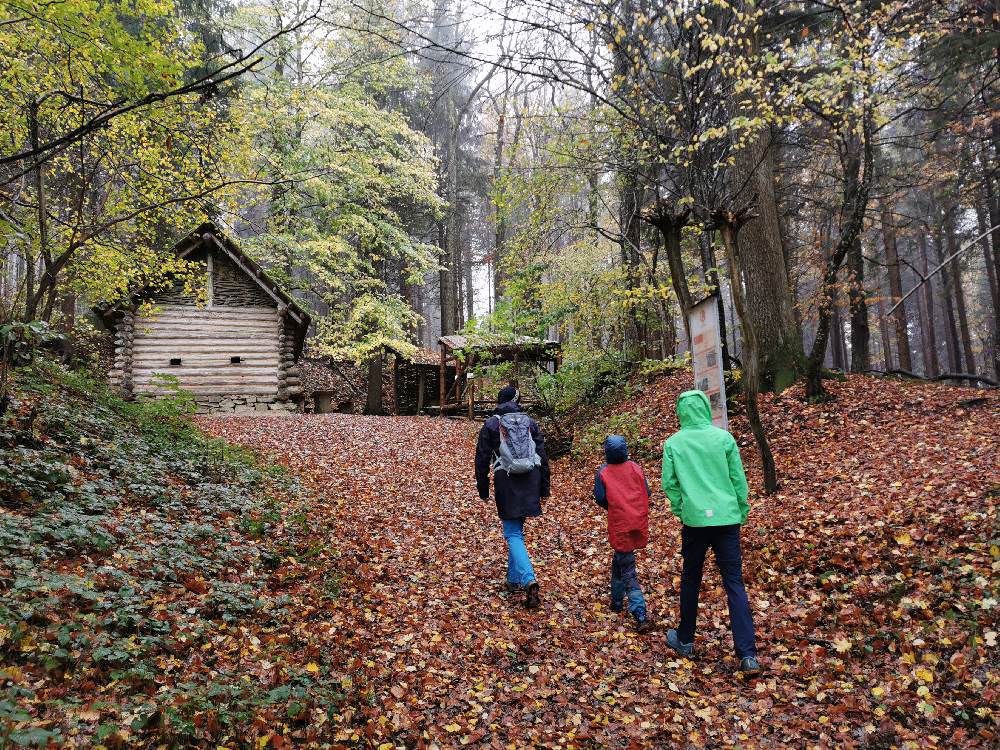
[129, 304, 294, 413]
[106, 244, 305, 414]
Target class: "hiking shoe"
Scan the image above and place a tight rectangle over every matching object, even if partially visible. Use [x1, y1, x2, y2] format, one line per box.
[505, 582, 526, 595]
[610, 600, 624, 613]
[525, 582, 541, 609]
[635, 617, 654, 634]
[666, 628, 694, 656]
[739, 656, 763, 677]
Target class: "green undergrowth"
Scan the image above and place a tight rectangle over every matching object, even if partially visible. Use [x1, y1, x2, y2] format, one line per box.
[0, 360, 341, 748]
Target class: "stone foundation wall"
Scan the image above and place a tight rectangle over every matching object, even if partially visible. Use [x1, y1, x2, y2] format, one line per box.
[194, 394, 300, 415]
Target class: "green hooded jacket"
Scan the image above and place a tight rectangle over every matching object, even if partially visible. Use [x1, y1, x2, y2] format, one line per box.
[661, 390, 749, 527]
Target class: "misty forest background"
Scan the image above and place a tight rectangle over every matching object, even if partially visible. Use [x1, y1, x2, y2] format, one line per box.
[2, 0, 999, 404]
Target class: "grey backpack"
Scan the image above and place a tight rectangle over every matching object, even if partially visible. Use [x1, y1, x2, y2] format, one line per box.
[493, 412, 542, 475]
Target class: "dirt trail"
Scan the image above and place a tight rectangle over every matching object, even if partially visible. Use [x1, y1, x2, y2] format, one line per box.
[200, 378, 1000, 749]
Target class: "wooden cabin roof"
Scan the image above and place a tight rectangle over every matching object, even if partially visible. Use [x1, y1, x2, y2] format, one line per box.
[438, 333, 561, 360]
[94, 222, 311, 357]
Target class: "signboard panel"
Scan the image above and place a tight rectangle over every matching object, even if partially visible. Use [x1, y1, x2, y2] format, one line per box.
[687, 295, 728, 430]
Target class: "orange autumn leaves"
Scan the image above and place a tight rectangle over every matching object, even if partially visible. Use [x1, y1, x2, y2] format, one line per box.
[198, 373, 999, 749]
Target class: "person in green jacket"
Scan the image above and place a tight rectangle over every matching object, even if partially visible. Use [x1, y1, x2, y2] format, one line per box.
[661, 390, 761, 676]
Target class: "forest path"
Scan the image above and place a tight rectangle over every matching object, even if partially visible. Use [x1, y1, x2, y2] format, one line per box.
[199, 412, 739, 747]
[197, 383, 1000, 748]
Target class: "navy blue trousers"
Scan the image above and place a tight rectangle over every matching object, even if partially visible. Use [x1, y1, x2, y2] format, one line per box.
[610, 550, 647, 617]
[678, 524, 757, 658]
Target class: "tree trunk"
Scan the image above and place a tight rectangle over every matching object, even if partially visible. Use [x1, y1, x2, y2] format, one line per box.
[830, 303, 847, 371]
[700, 232, 731, 369]
[732, 128, 804, 390]
[983, 159, 1000, 376]
[976, 197, 1000, 377]
[876, 280, 893, 371]
[617, 155, 646, 355]
[493, 116, 507, 308]
[25, 101, 46, 321]
[463, 235, 474, 326]
[718, 219, 777, 494]
[933, 224, 962, 373]
[438, 216, 456, 337]
[880, 203, 912, 370]
[650, 212, 693, 324]
[943, 214, 976, 376]
[917, 231, 940, 376]
[846, 236, 870, 373]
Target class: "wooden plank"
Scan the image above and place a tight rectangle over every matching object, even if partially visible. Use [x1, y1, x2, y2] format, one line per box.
[134, 385, 278, 395]
[132, 352, 280, 370]
[133, 365, 279, 375]
[140, 303, 278, 317]
[132, 365, 278, 383]
[134, 380, 279, 390]
[134, 331, 278, 349]
[136, 311, 278, 323]
[134, 339, 279, 348]
[135, 322, 279, 333]
[133, 351, 280, 361]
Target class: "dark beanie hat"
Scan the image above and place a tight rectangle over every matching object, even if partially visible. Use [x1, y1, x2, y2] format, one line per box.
[497, 384, 518, 404]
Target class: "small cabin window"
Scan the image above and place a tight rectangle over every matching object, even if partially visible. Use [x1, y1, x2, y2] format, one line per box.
[230, 356, 242, 364]
[169, 357, 182, 366]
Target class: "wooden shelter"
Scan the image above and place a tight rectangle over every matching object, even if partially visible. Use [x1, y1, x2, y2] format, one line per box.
[437, 334, 562, 418]
[388, 345, 456, 415]
[95, 223, 310, 414]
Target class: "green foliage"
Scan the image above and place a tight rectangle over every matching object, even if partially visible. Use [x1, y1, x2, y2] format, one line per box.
[0, 322, 60, 367]
[572, 407, 656, 462]
[2, 0, 251, 319]
[119, 374, 197, 445]
[0, 359, 336, 743]
[637, 354, 691, 380]
[537, 355, 634, 417]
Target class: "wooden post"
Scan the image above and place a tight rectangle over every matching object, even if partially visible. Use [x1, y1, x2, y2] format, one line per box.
[466, 353, 475, 419]
[416, 369, 426, 414]
[439, 345, 447, 417]
[454, 356, 464, 412]
[391, 354, 399, 416]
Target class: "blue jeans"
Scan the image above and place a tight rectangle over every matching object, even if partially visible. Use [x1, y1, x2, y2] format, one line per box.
[678, 524, 757, 658]
[502, 518, 536, 586]
[611, 550, 647, 619]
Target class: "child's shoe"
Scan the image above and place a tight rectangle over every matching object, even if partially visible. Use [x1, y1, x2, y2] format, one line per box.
[666, 628, 694, 656]
[525, 582, 541, 609]
[633, 610, 653, 634]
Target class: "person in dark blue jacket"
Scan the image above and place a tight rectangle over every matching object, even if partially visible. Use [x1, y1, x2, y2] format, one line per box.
[475, 384, 550, 609]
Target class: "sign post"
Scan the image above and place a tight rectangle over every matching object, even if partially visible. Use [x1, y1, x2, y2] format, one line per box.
[687, 295, 728, 430]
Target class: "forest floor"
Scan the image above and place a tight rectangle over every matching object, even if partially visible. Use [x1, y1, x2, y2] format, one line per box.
[198, 372, 1000, 749]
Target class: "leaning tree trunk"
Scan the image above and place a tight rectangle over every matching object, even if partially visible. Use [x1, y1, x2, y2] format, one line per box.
[718, 217, 778, 495]
[732, 128, 804, 390]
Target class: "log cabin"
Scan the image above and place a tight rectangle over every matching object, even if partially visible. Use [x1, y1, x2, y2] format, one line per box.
[95, 223, 310, 414]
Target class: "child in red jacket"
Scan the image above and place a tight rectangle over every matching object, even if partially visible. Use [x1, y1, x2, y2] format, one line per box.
[594, 435, 651, 632]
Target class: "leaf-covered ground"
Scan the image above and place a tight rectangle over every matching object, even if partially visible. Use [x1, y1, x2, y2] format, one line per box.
[0, 365, 350, 748]
[199, 373, 1000, 749]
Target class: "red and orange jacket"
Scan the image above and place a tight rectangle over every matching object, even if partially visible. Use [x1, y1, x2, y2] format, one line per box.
[594, 435, 650, 552]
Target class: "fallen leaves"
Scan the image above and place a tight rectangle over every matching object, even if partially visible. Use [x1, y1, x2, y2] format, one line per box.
[194, 372, 999, 748]
[5, 365, 997, 747]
